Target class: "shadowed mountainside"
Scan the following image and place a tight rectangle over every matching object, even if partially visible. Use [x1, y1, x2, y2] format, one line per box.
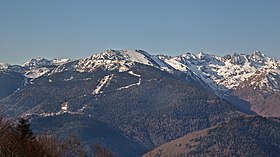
[144, 116, 280, 157]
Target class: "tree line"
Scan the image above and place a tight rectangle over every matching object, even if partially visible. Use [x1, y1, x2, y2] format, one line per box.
[0, 116, 115, 157]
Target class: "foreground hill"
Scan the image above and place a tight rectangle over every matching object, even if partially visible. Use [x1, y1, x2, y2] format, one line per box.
[143, 116, 280, 157]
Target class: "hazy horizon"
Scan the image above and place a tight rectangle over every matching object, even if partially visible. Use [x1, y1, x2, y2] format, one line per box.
[1, 49, 279, 65]
[1, 0, 279, 64]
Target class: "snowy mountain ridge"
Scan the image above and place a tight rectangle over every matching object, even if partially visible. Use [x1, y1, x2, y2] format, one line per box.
[22, 57, 53, 68]
[2, 49, 279, 93]
[1, 49, 280, 118]
[19, 57, 70, 78]
[75, 49, 172, 73]
[0, 63, 9, 70]
[161, 51, 280, 93]
[22, 57, 71, 68]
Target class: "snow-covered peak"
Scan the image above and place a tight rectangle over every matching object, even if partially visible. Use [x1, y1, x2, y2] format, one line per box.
[21, 57, 72, 78]
[196, 52, 204, 59]
[170, 52, 223, 67]
[21, 57, 71, 79]
[250, 51, 266, 60]
[248, 51, 272, 67]
[89, 49, 155, 65]
[163, 51, 280, 93]
[22, 57, 53, 68]
[75, 49, 169, 72]
[226, 53, 248, 65]
[0, 63, 9, 70]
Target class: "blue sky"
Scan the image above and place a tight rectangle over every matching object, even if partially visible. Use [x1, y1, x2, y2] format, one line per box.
[0, 0, 279, 64]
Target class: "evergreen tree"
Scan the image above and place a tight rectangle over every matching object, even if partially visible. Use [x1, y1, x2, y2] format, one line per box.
[16, 117, 34, 139]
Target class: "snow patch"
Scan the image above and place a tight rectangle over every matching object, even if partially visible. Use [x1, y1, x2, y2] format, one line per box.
[92, 74, 114, 95]
[64, 76, 74, 81]
[24, 67, 50, 78]
[117, 71, 141, 90]
[124, 49, 153, 66]
[164, 59, 189, 72]
[52, 58, 71, 65]
[83, 78, 92, 81]
[128, 71, 141, 77]
[61, 102, 68, 112]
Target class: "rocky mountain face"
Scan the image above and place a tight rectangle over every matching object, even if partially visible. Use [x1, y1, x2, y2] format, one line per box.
[158, 51, 280, 117]
[0, 49, 279, 156]
[143, 116, 280, 157]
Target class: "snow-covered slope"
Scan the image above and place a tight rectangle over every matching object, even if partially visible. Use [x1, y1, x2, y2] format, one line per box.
[162, 51, 280, 93]
[4, 50, 279, 92]
[75, 49, 171, 72]
[21, 57, 71, 78]
[3, 50, 279, 92]
[22, 57, 53, 68]
[24, 67, 51, 79]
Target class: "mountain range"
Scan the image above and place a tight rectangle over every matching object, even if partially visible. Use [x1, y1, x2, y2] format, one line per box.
[0, 49, 279, 156]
